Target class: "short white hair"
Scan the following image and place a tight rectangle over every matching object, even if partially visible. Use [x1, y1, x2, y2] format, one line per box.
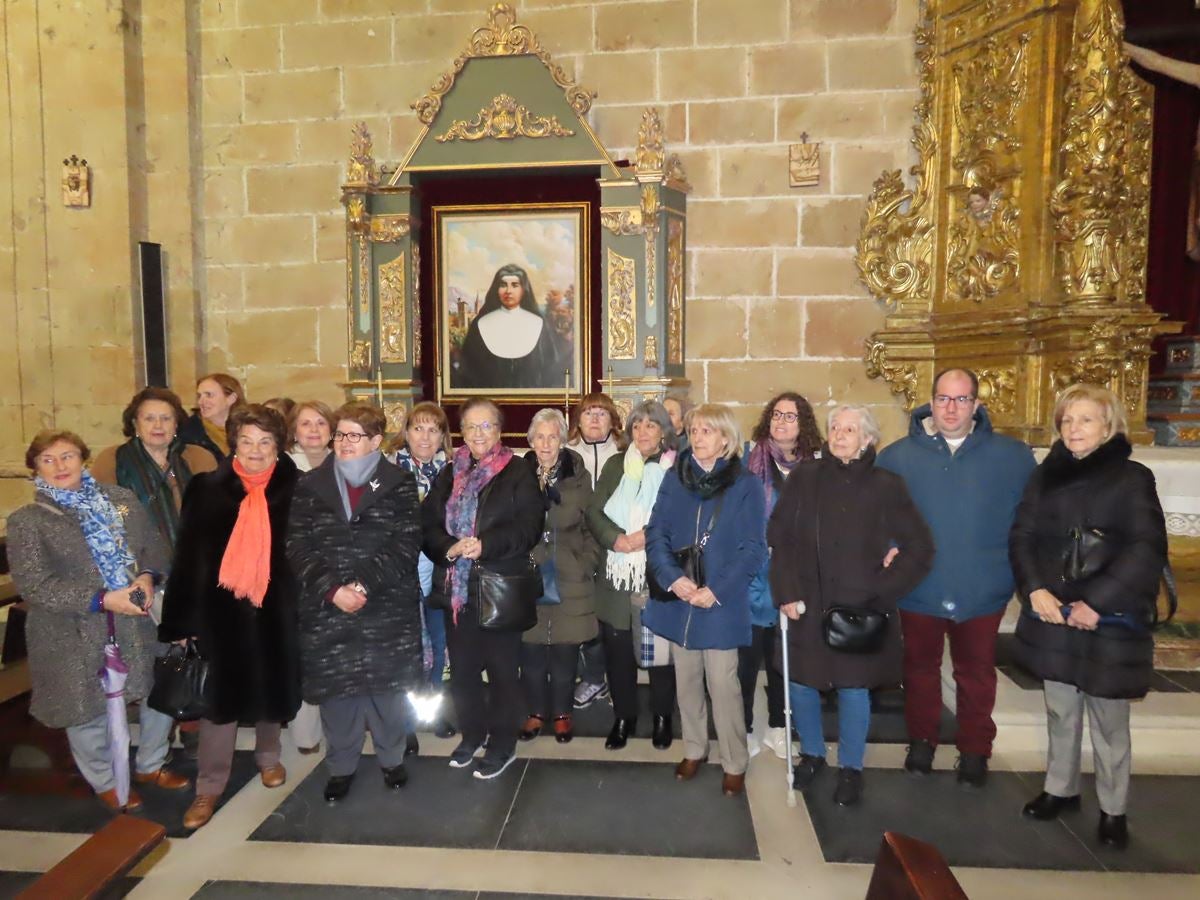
[826, 404, 882, 447]
[527, 407, 569, 445]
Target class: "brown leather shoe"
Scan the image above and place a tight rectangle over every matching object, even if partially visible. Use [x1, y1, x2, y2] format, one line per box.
[96, 787, 143, 812]
[133, 768, 192, 791]
[259, 764, 287, 788]
[722, 772, 746, 796]
[183, 794, 217, 830]
[675, 757, 707, 781]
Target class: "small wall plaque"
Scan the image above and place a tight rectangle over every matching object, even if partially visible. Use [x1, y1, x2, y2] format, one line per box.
[62, 155, 90, 207]
[789, 135, 821, 188]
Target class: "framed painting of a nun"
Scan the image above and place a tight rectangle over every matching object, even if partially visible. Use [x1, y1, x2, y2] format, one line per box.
[433, 203, 589, 399]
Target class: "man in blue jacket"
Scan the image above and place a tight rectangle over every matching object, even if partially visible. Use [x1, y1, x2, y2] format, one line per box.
[877, 369, 1035, 787]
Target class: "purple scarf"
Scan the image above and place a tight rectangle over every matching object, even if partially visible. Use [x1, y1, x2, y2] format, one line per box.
[444, 442, 513, 615]
[747, 439, 802, 508]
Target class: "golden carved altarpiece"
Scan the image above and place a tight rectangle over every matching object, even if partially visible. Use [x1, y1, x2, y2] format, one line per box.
[857, 0, 1180, 444]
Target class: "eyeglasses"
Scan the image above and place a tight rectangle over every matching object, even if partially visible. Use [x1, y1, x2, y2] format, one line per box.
[461, 422, 497, 434]
[582, 409, 609, 419]
[770, 410, 800, 423]
[333, 431, 368, 443]
[933, 395, 976, 407]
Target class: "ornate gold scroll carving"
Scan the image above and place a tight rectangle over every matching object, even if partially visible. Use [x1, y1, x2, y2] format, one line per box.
[412, 246, 422, 368]
[948, 0, 1034, 43]
[976, 367, 1017, 415]
[856, 21, 936, 311]
[1051, 319, 1155, 395]
[636, 109, 665, 177]
[384, 404, 406, 435]
[379, 253, 407, 364]
[642, 185, 659, 316]
[435, 94, 575, 143]
[600, 207, 643, 236]
[347, 122, 378, 186]
[864, 338, 918, 408]
[667, 217, 684, 365]
[350, 340, 372, 370]
[607, 248, 637, 360]
[358, 236, 370, 323]
[346, 196, 367, 234]
[369, 215, 411, 243]
[413, 3, 596, 126]
[644, 335, 659, 368]
[665, 155, 692, 193]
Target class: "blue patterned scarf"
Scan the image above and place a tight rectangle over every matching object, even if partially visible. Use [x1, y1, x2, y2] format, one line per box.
[444, 443, 513, 615]
[394, 447, 447, 502]
[36, 470, 136, 591]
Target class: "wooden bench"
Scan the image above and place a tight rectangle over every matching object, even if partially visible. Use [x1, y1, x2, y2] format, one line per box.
[866, 831, 969, 900]
[17, 814, 166, 900]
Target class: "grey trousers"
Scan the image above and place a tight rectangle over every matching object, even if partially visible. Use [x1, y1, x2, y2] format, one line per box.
[1042, 679, 1132, 815]
[198, 719, 281, 797]
[672, 643, 748, 776]
[65, 703, 174, 793]
[320, 690, 409, 777]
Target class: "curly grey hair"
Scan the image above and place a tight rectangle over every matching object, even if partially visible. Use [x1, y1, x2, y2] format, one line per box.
[625, 400, 677, 452]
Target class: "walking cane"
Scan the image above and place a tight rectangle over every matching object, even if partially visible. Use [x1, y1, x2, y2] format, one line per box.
[780, 608, 797, 807]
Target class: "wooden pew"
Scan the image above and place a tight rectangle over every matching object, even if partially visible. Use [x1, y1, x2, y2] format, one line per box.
[865, 831, 969, 900]
[17, 814, 165, 900]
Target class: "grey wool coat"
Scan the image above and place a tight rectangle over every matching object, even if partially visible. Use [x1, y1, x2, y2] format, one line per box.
[7, 485, 169, 729]
[522, 448, 600, 646]
[286, 455, 425, 704]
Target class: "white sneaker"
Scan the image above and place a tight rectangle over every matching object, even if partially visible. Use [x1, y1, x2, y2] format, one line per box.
[761, 726, 788, 760]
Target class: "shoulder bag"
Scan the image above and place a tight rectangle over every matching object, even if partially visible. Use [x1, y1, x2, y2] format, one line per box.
[648, 494, 724, 602]
[814, 499, 888, 654]
[147, 638, 210, 721]
[471, 555, 542, 632]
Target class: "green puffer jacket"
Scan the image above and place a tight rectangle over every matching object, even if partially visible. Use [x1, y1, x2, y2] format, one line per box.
[523, 448, 601, 645]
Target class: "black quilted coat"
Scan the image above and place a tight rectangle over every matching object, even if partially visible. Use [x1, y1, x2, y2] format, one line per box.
[1009, 435, 1168, 699]
[286, 455, 424, 705]
[159, 455, 302, 725]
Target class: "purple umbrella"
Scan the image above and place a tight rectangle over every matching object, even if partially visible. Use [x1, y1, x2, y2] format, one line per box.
[98, 621, 131, 808]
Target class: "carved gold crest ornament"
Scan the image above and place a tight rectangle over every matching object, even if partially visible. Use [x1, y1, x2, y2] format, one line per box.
[435, 94, 575, 143]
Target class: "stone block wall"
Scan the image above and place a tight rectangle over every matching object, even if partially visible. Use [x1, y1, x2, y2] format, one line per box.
[196, 0, 922, 438]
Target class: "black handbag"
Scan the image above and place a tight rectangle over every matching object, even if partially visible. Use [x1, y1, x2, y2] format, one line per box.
[147, 639, 210, 721]
[471, 556, 542, 632]
[1057, 525, 1178, 628]
[649, 495, 724, 602]
[822, 606, 889, 654]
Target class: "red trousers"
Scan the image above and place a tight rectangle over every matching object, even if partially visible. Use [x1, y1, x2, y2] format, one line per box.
[900, 608, 1005, 757]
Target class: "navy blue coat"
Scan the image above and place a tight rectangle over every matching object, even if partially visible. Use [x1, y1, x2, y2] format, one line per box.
[643, 455, 766, 651]
[876, 404, 1035, 621]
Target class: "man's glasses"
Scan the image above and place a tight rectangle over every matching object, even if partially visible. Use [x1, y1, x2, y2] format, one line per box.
[933, 395, 976, 407]
[333, 431, 368, 443]
[770, 410, 799, 423]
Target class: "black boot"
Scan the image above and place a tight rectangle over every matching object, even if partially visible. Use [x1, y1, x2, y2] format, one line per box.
[382, 764, 408, 790]
[605, 717, 636, 750]
[651, 715, 672, 750]
[324, 774, 354, 803]
[1098, 812, 1128, 849]
[1022, 791, 1081, 820]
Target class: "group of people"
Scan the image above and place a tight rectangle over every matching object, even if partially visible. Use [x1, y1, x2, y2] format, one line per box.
[7, 368, 1167, 849]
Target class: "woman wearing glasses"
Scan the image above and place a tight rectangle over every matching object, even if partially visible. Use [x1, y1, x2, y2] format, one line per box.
[287, 402, 424, 804]
[160, 405, 302, 830]
[423, 399, 543, 779]
[740, 393, 821, 759]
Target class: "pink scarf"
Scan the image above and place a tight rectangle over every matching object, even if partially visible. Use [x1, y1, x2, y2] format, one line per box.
[444, 443, 513, 615]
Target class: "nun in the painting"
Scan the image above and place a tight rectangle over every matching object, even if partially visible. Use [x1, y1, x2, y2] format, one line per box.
[456, 264, 563, 390]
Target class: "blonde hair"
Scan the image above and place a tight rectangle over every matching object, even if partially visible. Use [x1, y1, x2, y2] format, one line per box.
[1053, 383, 1127, 441]
[685, 403, 742, 460]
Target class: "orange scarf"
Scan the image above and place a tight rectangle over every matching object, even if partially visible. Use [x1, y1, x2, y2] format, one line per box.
[218, 458, 275, 607]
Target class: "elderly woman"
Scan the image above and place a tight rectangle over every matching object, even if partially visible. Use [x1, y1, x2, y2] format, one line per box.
[423, 398, 543, 779]
[519, 409, 599, 744]
[1010, 384, 1167, 849]
[740, 392, 822, 759]
[565, 391, 625, 710]
[644, 404, 765, 796]
[287, 402, 423, 804]
[587, 400, 679, 751]
[178, 372, 244, 460]
[8, 430, 188, 811]
[770, 405, 933, 807]
[160, 404, 302, 830]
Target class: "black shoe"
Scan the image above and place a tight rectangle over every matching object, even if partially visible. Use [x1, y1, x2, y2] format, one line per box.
[448, 739, 483, 768]
[904, 739, 935, 776]
[1098, 812, 1128, 848]
[382, 764, 408, 790]
[651, 715, 672, 750]
[519, 715, 545, 742]
[605, 718, 636, 750]
[434, 718, 458, 739]
[323, 774, 354, 803]
[955, 752, 988, 788]
[405, 733, 419, 758]
[834, 768, 863, 806]
[473, 751, 517, 780]
[1022, 791, 1081, 820]
[791, 754, 827, 790]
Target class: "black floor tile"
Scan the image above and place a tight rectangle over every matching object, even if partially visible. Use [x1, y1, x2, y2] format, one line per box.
[192, 883, 471, 899]
[0, 871, 138, 898]
[249, 755, 522, 848]
[805, 768, 1105, 870]
[499, 758, 759, 860]
[1157, 670, 1200, 692]
[0, 749, 257, 839]
[819, 687, 955, 744]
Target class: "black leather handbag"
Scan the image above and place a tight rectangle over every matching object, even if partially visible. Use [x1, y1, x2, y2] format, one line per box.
[471, 556, 542, 632]
[147, 639, 210, 721]
[649, 495, 725, 602]
[1063, 525, 1116, 582]
[822, 606, 888, 654]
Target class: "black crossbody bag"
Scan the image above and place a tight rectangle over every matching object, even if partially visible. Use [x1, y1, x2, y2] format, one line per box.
[816, 507, 889, 654]
[648, 495, 725, 602]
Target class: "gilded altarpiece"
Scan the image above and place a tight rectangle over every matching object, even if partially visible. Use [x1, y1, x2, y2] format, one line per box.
[339, 4, 689, 425]
[857, 0, 1180, 444]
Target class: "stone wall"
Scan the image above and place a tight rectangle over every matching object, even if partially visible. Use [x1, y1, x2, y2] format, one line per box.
[196, 0, 921, 437]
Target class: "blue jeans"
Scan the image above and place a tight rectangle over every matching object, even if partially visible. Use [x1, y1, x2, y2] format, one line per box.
[788, 682, 870, 771]
[424, 602, 448, 690]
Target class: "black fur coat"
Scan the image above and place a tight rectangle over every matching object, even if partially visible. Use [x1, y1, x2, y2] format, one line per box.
[159, 455, 302, 724]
